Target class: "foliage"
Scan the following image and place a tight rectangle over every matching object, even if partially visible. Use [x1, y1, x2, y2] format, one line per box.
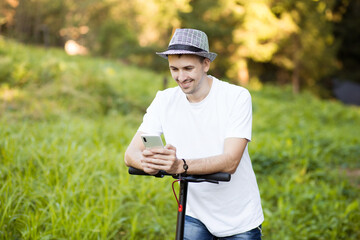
[1, 0, 358, 93]
[1, 0, 67, 45]
[333, 0, 360, 81]
[1, 38, 360, 239]
[179, 0, 297, 85]
[270, 0, 339, 94]
[179, 0, 341, 93]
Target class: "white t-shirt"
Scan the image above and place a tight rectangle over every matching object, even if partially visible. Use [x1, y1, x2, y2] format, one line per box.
[138, 76, 264, 237]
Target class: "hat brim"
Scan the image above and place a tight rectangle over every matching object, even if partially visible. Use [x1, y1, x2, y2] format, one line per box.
[156, 50, 217, 62]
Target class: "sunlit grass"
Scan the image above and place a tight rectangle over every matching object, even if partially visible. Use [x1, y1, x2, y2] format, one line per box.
[0, 116, 178, 239]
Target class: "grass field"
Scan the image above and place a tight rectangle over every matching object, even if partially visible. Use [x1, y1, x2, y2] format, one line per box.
[1, 36, 359, 239]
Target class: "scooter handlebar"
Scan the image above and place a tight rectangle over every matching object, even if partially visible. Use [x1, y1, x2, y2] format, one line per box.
[128, 167, 231, 182]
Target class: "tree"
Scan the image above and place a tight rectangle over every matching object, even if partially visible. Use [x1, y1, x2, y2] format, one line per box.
[270, 0, 339, 94]
[230, 0, 297, 86]
[179, 0, 296, 86]
[1, 0, 352, 94]
[333, 0, 360, 83]
[3, 0, 68, 46]
[83, 0, 191, 70]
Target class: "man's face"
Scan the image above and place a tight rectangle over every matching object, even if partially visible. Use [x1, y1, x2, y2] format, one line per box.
[168, 55, 210, 97]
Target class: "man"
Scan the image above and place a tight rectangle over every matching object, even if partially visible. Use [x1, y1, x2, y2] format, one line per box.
[125, 28, 263, 239]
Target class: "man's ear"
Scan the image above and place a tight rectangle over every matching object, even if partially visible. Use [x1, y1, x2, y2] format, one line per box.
[203, 58, 211, 72]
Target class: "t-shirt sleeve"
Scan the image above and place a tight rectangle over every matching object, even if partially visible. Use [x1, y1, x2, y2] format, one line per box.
[225, 89, 252, 141]
[138, 91, 163, 135]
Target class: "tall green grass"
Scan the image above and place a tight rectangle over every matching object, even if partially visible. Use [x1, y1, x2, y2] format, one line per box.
[250, 87, 360, 239]
[0, 116, 177, 239]
[1, 37, 360, 239]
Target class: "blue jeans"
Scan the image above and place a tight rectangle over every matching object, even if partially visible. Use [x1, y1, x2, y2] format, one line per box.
[184, 215, 262, 240]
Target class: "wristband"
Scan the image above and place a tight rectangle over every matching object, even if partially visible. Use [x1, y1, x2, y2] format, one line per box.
[181, 158, 188, 174]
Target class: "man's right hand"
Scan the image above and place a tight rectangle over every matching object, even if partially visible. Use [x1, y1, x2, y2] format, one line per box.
[141, 149, 160, 175]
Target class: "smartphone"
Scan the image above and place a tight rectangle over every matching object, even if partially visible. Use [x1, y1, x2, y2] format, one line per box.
[141, 134, 164, 149]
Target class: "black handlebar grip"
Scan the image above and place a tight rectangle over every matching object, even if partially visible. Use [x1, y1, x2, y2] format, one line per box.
[128, 167, 168, 178]
[128, 167, 148, 175]
[194, 173, 231, 182]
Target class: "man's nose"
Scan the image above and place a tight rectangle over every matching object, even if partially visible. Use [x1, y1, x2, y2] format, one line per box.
[177, 70, 187, 82]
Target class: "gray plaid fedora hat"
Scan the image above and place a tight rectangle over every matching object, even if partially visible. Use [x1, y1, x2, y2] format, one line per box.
[156, 28, 217, 62]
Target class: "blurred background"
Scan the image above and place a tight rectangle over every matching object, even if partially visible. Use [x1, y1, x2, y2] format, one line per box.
[0, 1, 359, 239]
[1, 0, 359, 101]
